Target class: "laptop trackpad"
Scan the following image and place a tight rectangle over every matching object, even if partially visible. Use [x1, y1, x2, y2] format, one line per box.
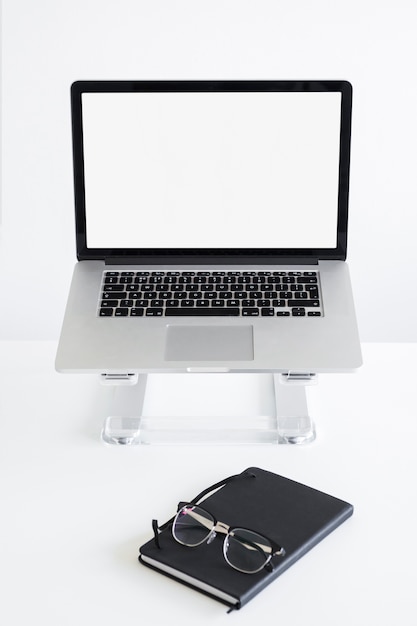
[165, 325, 254, 361]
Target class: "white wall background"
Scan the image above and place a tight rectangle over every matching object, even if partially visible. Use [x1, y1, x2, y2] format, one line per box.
[1, 0, 416, 341]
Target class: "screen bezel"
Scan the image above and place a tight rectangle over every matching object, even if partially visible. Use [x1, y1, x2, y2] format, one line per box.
[71, 80, 352, 263]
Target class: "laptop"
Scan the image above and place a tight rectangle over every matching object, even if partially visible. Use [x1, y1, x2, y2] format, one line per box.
[55, 80, 362, 374]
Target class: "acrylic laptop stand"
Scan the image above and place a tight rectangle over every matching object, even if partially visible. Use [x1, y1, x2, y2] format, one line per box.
[100, 372, 318, 446]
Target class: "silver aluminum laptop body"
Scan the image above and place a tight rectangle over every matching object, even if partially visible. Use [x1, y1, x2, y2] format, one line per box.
[55, 80, 362, 374]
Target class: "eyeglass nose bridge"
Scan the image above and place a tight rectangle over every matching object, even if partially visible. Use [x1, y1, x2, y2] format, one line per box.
[206, 520, 230, 545]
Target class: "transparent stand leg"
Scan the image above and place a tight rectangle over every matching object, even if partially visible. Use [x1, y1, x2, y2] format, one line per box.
[274, 374, 316, 444]
[101, 373, 317, 446]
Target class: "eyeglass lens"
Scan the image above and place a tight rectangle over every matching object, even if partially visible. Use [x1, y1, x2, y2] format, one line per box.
[173, 505, 215, 547]
[224, 528, 272, 573]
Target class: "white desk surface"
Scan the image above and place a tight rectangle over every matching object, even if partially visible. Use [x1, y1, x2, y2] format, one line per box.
[1, 342, 416, 625]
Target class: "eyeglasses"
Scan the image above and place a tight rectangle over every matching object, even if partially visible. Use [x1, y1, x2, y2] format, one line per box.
[172, 503, 285, 574]
[152, 471, 285, 575]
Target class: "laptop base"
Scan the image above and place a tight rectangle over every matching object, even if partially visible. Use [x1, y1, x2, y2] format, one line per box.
[100, 373, 317, 445]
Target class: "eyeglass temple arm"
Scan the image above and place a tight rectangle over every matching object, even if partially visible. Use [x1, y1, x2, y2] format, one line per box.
[152, 515, 177, 549]
[229, 530, 285, 558]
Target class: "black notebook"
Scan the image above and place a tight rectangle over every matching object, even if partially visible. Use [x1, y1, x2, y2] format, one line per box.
[139, 467, 353, 611]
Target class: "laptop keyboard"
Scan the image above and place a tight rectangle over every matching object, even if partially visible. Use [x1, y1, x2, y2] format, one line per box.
[98, 270, 322, 318]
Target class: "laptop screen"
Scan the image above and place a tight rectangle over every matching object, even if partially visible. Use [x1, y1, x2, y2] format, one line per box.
[72, 81, 352, 262]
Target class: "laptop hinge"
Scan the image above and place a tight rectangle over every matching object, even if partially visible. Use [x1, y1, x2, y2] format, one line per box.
[281, 372, 317, 384]
[100, 373, 139, 386]
[105, 256, 320, 266]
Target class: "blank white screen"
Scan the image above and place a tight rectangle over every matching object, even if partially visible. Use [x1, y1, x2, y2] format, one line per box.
[82, 91, 341, 249]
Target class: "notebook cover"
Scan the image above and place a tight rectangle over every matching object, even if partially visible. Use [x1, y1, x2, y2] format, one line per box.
[138, 467, 353, 610]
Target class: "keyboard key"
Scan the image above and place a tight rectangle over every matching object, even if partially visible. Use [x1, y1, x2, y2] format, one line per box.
[292, 308, 306, 316]
[308, 311, 322, 316]
[100, 299, 118, 307]
[297, 277, 318, 284]
[242, 308, 260, 316]
[165, 308, 239, 316]
[99, 308, 114, 316]
[103, 284, 125, 292]
[115, 308, 129, 316]
[130, 308, 144, 316]
[288, 300, 320, 307]
[102, 291, 127, 300]
[146, 308, 163, 316]
[261, 308, 275, 316]
[277, 311, 290, 316]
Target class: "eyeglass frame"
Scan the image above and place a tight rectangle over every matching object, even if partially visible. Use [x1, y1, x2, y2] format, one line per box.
[151, 470, 286, 574]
